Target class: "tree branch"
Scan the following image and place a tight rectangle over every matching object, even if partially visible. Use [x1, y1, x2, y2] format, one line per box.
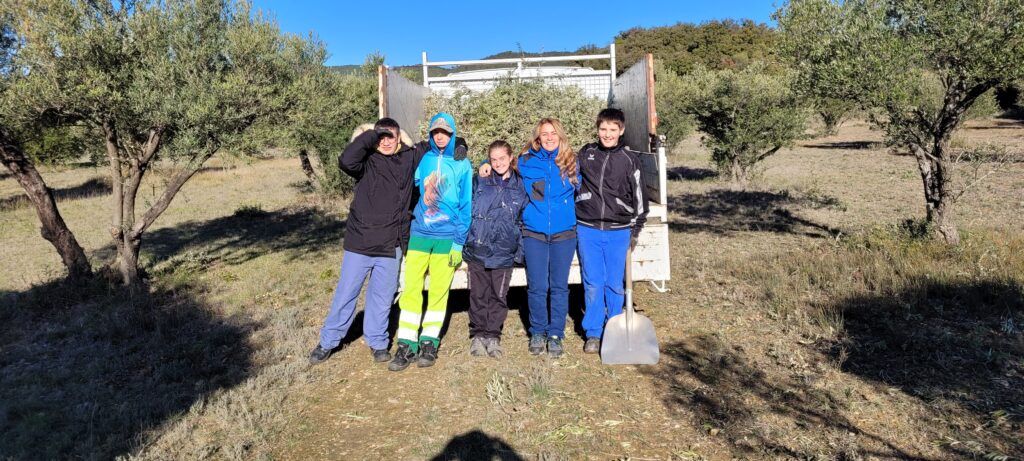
[130, 148, 216, 237]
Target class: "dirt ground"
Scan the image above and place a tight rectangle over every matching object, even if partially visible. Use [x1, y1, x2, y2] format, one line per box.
[271, 119, 1023, 460]
[1, 118, 1021, 460]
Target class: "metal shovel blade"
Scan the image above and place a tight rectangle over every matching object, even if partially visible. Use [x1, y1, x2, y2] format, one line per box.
[601, 305, 660, 365]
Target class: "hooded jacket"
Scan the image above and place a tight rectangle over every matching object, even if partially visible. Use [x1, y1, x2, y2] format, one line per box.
[339, 127, 425, 257]
[464, 171, 528, 269]
[574, 141, 649, 236]
[410, 113, 474, 248]
[518, 147, 580, 238]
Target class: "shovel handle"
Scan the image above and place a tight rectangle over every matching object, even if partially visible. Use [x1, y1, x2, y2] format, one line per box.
[625, 245, 633, 287]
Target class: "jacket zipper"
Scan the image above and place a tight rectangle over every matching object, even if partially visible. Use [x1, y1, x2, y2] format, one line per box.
[598, 150, 610, 226]
[546, 156, 552, 239]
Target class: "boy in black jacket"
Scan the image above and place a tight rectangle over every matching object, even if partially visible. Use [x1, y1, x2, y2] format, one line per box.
[575, 108, 650, 354]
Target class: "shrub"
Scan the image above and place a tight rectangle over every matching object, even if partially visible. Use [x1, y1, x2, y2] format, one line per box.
[682, 64, 808, 183]
[654, 60, 695, 149]
[423, 79, 604, 164]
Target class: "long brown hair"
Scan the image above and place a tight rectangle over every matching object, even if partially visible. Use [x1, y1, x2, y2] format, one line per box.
[488, 140, 518, 173]
[523, 118, 576, 185]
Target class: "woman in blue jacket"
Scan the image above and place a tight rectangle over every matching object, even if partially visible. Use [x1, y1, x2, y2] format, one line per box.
[517, 118, 580, 358]
[463, 140, 527, 359]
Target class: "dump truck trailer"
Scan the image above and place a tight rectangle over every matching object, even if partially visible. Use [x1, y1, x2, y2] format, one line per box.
[380, 45, 670, 292]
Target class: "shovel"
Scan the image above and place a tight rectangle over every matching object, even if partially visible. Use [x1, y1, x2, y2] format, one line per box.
[601, 245, 660, 365]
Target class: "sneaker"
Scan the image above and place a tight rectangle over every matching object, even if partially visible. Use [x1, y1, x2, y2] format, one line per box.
[584, 338, 601, 354]
[485, 338, 503, 359]
[388, 342, 417, 372]
[547, 336, 564, 358]
[417, 340, 438, 368]
[309, 344, 333, 365]
[469, 337, 487, 357]
[371, 348, 392, 363]
[528, 335, 546, 355]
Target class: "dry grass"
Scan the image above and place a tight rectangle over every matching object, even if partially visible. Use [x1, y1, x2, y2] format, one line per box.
[1, 119, 1022, 460]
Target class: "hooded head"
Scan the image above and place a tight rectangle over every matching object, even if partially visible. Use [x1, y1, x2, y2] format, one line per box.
[428, 112, 457, 157]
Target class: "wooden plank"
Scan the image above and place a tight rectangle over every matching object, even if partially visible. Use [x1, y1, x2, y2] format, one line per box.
[377, 65, 388, 119]
[645, 53, 657, 135]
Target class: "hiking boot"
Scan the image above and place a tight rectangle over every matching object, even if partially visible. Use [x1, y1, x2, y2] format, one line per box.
[417, 340, 438, 368]
[469, 337, 487, 357]
[547, 336, 564, 358]
[388, 342, 417, 372]
[528, 335, 546, 355]
[485, 338, 503, 359]
[371, 348, 392, 363]
[584, 338, 601, 354]
[308, 344, 334, 365]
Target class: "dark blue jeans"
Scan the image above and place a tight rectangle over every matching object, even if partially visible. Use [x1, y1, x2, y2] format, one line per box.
[523, 235, 577, 339]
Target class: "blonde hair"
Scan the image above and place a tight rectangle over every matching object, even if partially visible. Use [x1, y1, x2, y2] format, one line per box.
[523, 118, 576, 185]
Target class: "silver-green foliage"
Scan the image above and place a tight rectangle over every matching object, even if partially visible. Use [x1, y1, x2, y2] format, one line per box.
[654, 60, 696, 148]
[682, 64, 808, 182]
[4, 0, 309, 284]
[777, 0, 1024, 244]
[423, 79, 604, 164]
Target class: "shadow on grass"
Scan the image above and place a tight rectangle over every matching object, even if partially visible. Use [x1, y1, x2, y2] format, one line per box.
[644, 334, 936, 460]
[0, 278, 256, 460]
[803, 141, 882, 150]
[824, 279, 1024, 459]
[668, 190, 839, 238]
[428, 430, 525, 461]
[91, 206, 346, 268]
[0, 177, 111, 211]
[667, 166, 719, 181]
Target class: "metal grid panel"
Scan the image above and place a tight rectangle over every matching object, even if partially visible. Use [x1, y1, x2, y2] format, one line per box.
[428, 67, 612, 100]
[382, 68, 427, 143]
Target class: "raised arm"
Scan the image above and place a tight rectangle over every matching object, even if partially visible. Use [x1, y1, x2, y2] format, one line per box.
[339, 129, 381, 180]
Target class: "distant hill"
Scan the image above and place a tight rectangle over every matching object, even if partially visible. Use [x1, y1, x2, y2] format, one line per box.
[337, 20, 777, 77]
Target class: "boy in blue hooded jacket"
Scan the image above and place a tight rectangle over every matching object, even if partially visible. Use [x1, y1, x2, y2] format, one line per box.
[390, 113, 474, 371]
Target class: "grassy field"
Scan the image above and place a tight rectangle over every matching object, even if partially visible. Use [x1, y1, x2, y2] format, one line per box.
[1, 118, 1022, 460]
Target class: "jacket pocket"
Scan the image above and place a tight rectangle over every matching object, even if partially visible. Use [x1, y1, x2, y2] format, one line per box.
[531, 180, 546, 200]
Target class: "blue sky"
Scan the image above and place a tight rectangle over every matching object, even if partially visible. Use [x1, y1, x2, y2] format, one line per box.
[250, 1, 778, 66]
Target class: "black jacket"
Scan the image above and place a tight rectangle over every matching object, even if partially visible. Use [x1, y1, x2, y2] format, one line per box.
[464, 172, 528, 269]
[340, 130, 426, 257]
[574, 142, 649, 236]
[339, 130, 467, 257]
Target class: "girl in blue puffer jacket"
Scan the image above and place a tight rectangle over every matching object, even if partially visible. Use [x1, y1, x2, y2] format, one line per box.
[464, 140, 527, 359]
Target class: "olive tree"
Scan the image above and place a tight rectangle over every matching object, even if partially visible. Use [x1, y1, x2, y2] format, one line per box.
[276, 47, 377, 196]
[777, 0, 1024, 244]
[682, 64, 807, 183]
[6, 0, 307, 285]
[0, 12, 93, 279]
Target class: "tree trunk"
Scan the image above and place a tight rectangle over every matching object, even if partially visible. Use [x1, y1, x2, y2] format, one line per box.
[923, 140, 960, 245]
[729, 157, 746, 184]
[117, 233, 143, 287]
[298, 148, 317, 183]
[0, 129, 92, 279]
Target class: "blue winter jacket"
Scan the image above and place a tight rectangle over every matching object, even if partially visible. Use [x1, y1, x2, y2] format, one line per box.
[464, 172, 528, 269]
[518, 147, 580, 237]
[410, 113, 474, 249]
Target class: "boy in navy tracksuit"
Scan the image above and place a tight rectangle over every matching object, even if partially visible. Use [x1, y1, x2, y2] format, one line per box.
[463, 140, 527, 359]
[575, 108, 649, 354]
